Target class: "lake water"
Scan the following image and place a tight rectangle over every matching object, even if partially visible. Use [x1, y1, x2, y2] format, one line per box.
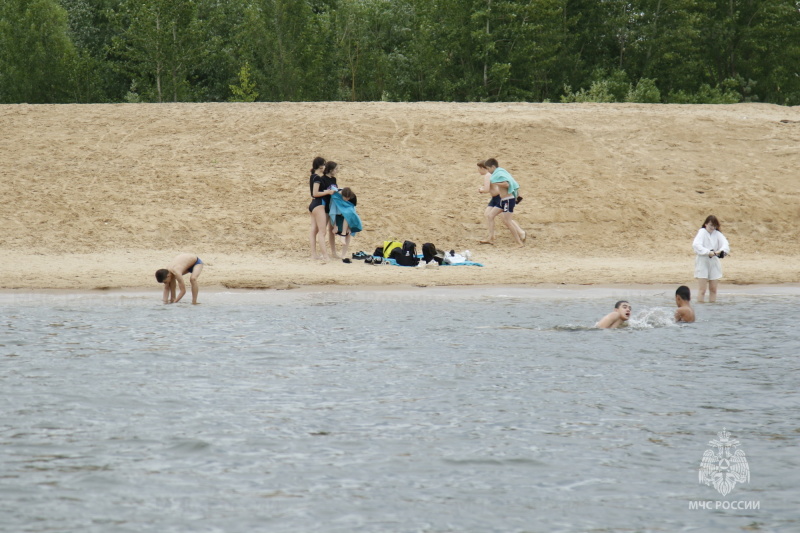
[1, 287, 799, 533]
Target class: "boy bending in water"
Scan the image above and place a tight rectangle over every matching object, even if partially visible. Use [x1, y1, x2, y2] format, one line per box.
[155, 253, 204, 304]
[596, 300, 632, 328]
[674, 285, 695, 323]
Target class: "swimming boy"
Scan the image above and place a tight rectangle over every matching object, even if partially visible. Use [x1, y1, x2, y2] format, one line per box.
[674, 285, 696, 323]
[595, 300, 632, 328]
[155, 253, 204, 304]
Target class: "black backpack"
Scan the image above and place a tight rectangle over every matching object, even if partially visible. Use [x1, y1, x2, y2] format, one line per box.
[388, 247, 404, 263]
[398, 241, 419, 266]
[422, 243, 437, 263]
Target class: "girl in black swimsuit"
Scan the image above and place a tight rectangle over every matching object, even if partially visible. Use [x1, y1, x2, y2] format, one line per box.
[309, 156, 332, 260]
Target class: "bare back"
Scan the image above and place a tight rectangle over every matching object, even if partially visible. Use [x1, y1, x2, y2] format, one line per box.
[675, 306, 695, 323]
[169, 253, 199, 276]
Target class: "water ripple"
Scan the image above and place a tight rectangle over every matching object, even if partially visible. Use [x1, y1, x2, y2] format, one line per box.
[0, 292, 798, 532]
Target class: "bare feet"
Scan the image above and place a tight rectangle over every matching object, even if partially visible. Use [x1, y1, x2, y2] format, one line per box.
[521, 231, 527, 244]
[479, 239, 494, 245]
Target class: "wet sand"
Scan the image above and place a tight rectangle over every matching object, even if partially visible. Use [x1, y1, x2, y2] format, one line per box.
[3, 283, 799, 304]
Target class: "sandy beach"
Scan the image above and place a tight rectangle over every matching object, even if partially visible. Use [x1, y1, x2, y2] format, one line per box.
[1, 102, 798, 290]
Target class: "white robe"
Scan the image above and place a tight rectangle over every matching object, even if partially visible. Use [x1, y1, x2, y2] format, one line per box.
[692, 228, 730, 280]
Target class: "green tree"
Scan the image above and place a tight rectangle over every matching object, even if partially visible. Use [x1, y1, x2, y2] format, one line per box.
[228, 61, 258, 101]
[60, 0, 129, 102]
[238, 0, 335, 101]
[472, 0, 565, 101]
[331, 0, 415, 101]
[626, 77, 661, 102]
[403, 0, 478, 100]
[189, 0, 248, 102]
[406, 0, 565, 101]
[710, 0, 800, 105]
[631, 0, 711, 96]
[112, 0, 203, 102]
[0, 0, 77, 103]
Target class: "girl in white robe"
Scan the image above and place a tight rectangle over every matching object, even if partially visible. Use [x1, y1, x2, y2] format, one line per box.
[692, 215, 730, 303]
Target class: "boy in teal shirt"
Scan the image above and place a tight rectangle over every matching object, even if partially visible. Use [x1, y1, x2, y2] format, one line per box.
[484, 158, 526, 247]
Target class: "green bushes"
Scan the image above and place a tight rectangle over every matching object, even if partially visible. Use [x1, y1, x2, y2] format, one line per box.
[561, 70, 748, 105]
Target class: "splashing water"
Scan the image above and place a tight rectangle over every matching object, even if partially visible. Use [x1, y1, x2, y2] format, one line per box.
[627, 307, 677, 329]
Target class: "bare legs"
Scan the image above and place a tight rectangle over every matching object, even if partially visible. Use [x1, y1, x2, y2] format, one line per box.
[481, 207, 527, 246]
[501, 211, 526, 247]
[708, 280, 719, 302]
[340, 233, 352, 258]
[697, 279, 707, 302]
[697, 279, 719, 303]
[311, 207, 344, 261]
[309, 215, 318, 258]
[480, 206, 502, 244]
[511, 219, 525, 243]
[338, 219, 352, 258]
[309, 206, 328, 260]
[327, 221, 339, 259]
[189, 264, 203, 304]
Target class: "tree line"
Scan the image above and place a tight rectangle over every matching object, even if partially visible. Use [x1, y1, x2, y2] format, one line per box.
[2, 0, 799, 105]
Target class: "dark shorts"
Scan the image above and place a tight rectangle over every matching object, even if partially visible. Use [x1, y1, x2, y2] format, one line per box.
[488, 195, 501, 208]
[309, 197, 324, 212]
[500, 197, 516, 213]
[187, 257, 203, 273]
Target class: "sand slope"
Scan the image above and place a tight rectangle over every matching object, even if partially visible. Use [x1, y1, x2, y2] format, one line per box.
[1, 102, 798, 290]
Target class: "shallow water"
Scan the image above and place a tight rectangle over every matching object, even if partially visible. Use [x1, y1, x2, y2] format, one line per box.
[1, 288, 799, 532]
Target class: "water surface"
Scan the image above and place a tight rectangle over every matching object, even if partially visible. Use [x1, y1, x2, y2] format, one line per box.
[1, 288, 798, 532]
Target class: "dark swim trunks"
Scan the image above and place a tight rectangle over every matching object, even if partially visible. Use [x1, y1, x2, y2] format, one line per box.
[488, 195, 501, 208]
[309, 197, 325, 212]
[187, 257, 203, 273]
[500, 198, 516, 213]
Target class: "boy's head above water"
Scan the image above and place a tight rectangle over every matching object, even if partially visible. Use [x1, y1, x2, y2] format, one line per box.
[614, 300, 631, 320]
[675, 285, 691, 303]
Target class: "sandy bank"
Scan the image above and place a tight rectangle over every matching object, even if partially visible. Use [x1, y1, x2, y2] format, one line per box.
[1, 102, 798, 289]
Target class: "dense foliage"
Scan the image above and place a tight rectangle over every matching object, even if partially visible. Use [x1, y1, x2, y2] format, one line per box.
[1, 0, 799, 104]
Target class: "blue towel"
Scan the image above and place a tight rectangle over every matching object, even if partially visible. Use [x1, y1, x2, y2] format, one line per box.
[328, 192, 363, 235]
[443, 261, 484, 267]
[385, 255, 484, 267]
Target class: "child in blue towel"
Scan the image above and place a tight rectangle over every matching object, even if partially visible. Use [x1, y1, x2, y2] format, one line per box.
[335, 187, 360, 259]
[335, 187, 357, 235]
